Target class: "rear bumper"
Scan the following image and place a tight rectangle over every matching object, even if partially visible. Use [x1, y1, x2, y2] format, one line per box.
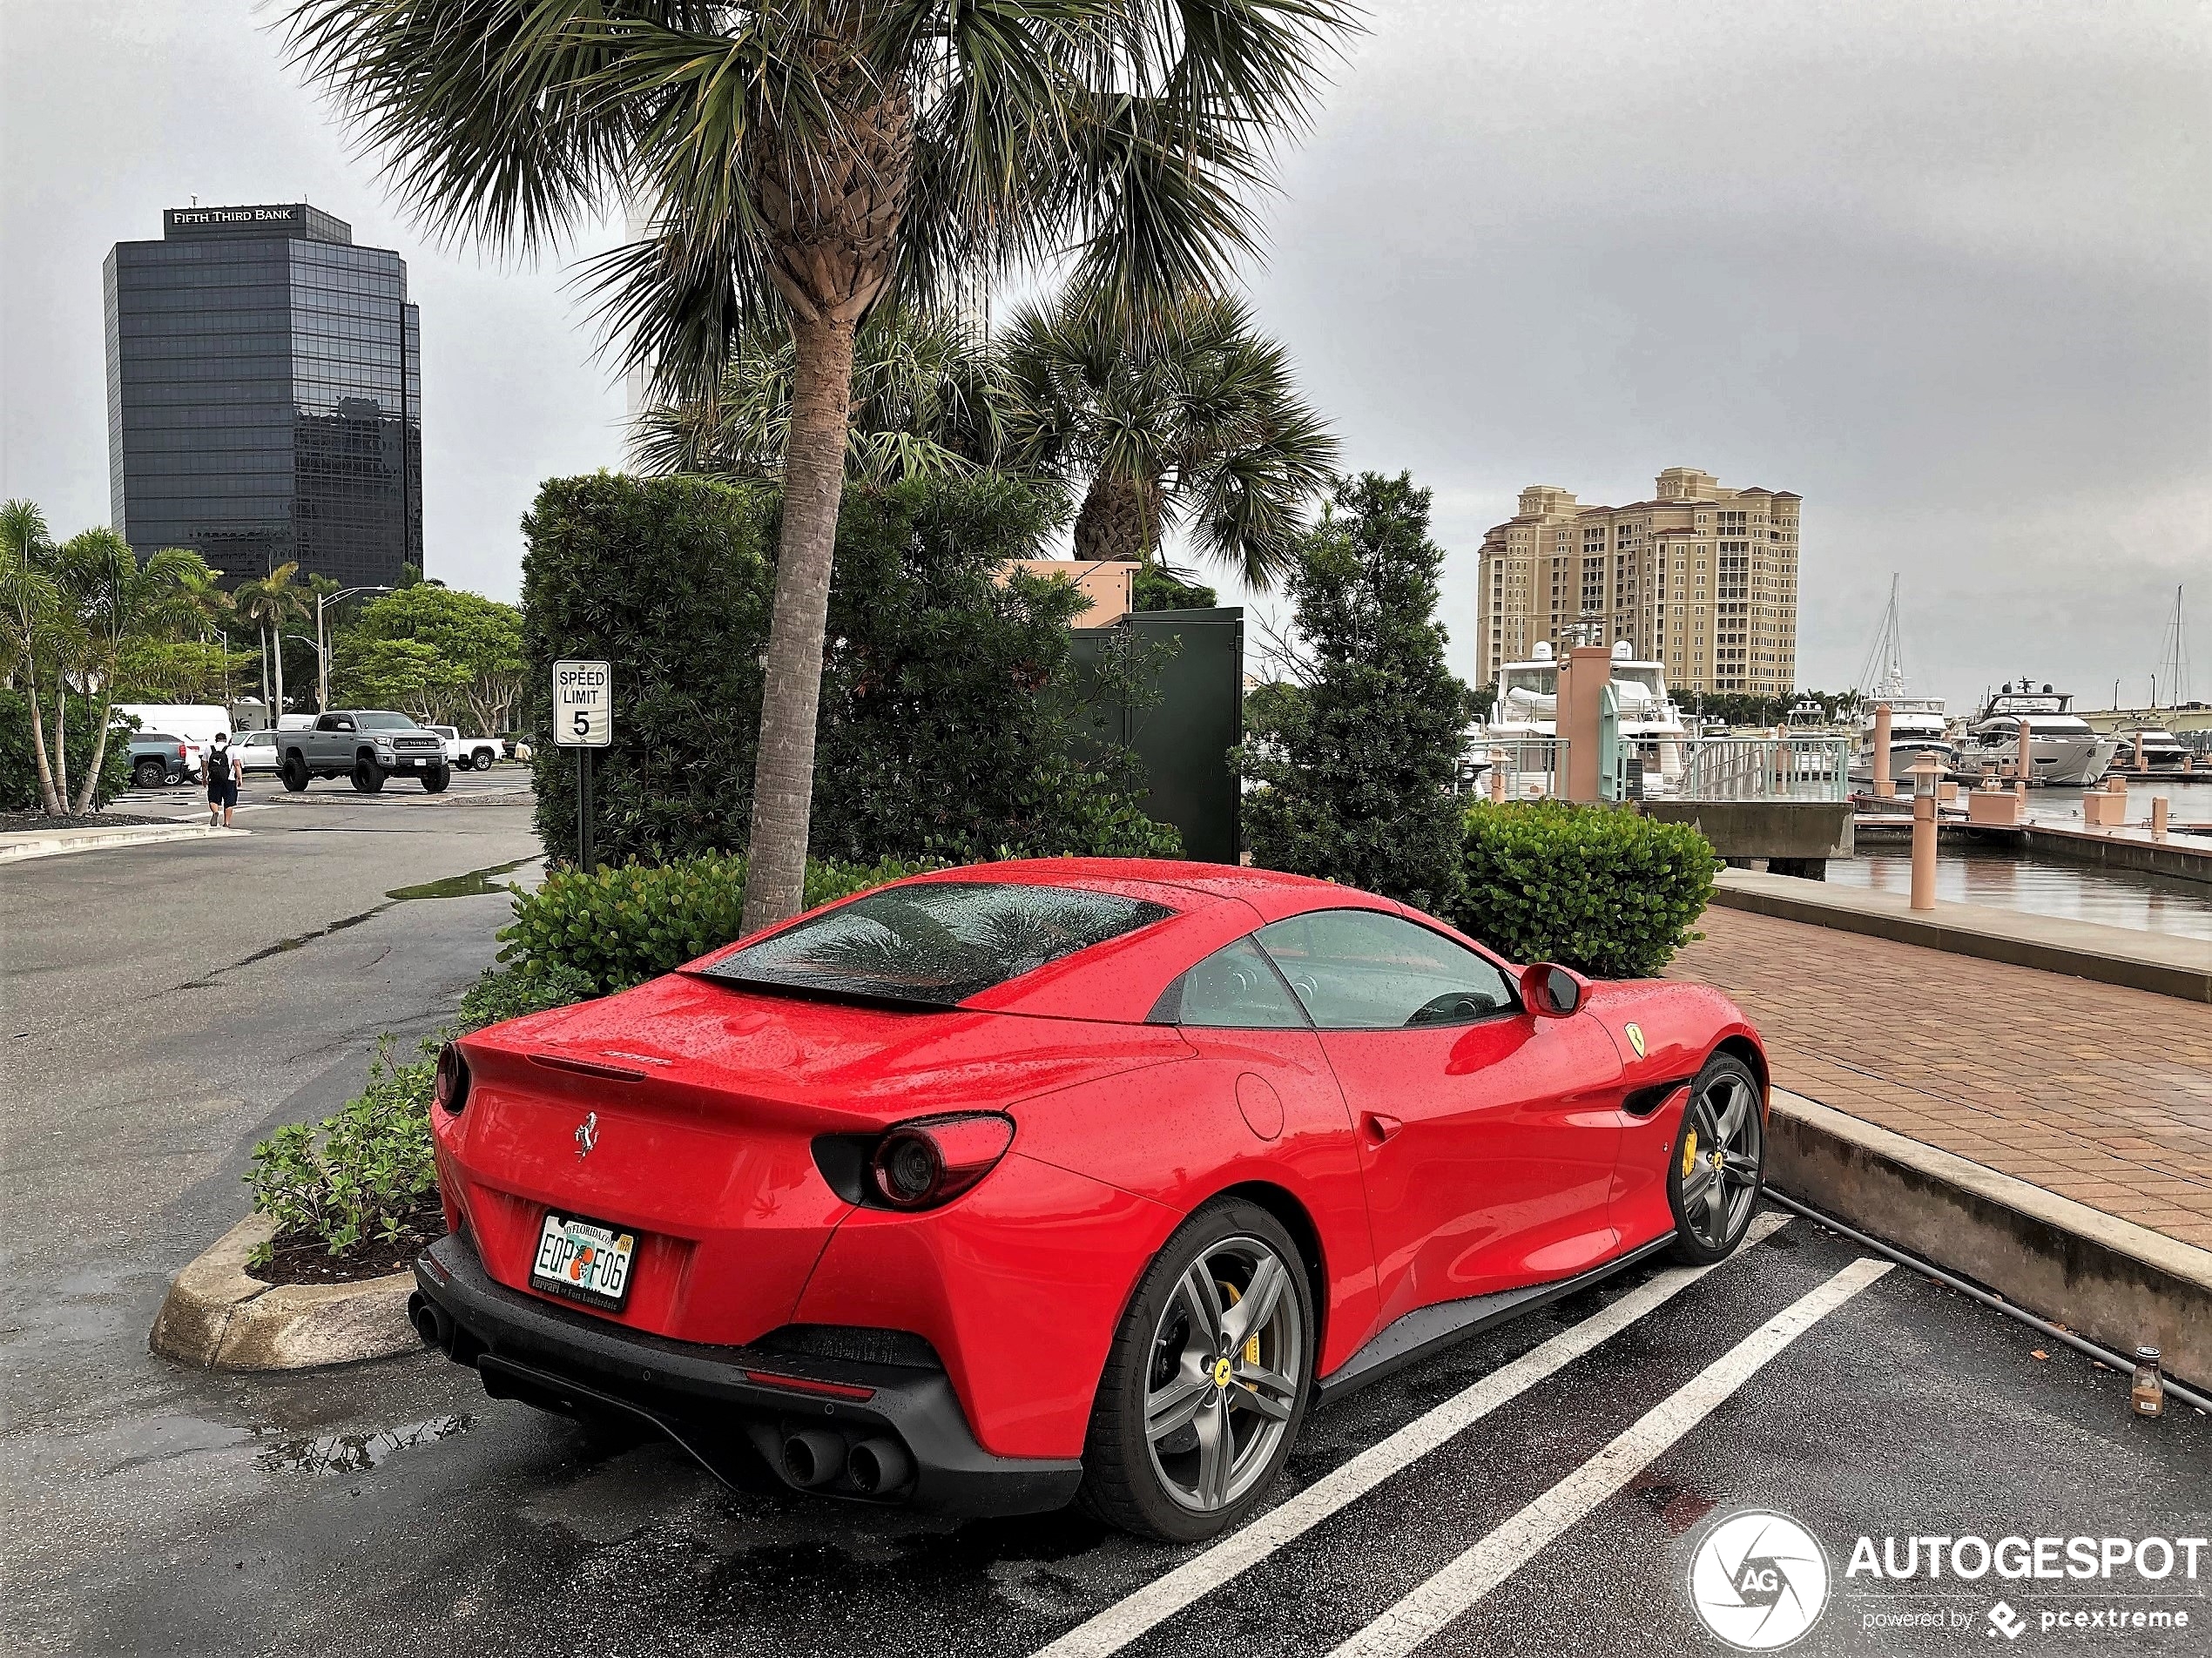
[411, 1231, 1083, 1517]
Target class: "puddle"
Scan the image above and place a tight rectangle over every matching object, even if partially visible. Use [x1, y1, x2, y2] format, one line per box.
[259, 1412, 472, 1475]
[387, 857, 536, 901]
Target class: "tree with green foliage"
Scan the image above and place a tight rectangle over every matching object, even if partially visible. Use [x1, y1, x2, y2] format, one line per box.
[283, 0, 1355, 933]
[232, 561, 310, 725]
[1001, 293, 1339, 586]
[632, 307, 1011, 489]
[1132, 563, 1219, 613]
[335, 584, 526, 732]
[1, 500, 64, 812]
[1238, 472, 1474, 917]
[519, 469, 1177, 867]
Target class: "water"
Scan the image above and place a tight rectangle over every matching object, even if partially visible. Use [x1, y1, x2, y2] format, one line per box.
[1827, 838, 2212, 942]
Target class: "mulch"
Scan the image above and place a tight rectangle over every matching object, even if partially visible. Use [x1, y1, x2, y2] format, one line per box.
[253, 1211, 446, 1287]
[0, 810, 173, 832]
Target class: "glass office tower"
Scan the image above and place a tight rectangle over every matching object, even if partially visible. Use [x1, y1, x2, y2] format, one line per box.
[104, 203, 422, 588]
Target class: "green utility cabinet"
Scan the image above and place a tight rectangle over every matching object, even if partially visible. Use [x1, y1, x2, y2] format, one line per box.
[1071, 606, 1244, 864]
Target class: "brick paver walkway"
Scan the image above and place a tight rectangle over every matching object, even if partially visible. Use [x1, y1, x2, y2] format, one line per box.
[1668, 907, 2212, 1251]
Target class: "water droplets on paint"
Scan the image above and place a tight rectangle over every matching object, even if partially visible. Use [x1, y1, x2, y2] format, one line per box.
[260, 1413, 471, 1475]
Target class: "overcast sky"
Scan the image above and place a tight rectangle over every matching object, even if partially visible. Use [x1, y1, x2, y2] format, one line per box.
[3, 0, 2206, 710]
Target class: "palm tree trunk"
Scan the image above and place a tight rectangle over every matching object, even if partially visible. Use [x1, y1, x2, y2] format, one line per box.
[71, 696, 114, 815]
[24, 664, 62, 816]
[740, 315, 858, 933]
[1072, 474, 1165, 565]
[50, 682, 69, 810]
[272, 626, 287, 728]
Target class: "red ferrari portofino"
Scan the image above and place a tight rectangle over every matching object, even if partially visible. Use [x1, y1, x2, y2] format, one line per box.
[411, 859, 1768, 1540]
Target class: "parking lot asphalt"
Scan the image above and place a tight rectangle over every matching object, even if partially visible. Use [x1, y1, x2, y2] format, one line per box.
[5, 775, 2208, 1657]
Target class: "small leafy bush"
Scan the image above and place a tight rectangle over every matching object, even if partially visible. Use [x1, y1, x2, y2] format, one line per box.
[244, 1038, 440, 1264]
[455, 957, 598, 1032]
[1458, 801, 1717, 979]
[497, 853, 933, 994]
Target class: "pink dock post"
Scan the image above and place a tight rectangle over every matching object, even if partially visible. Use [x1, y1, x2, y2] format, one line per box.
[2134, 730, 2148, 773]
[1908, 753, 1941, 910]
[2152, 796, 2170, 839]
[1488, 749, 1507, 803]
[2015, 715, 2033, 786]
[1871, 703, 1894, 798]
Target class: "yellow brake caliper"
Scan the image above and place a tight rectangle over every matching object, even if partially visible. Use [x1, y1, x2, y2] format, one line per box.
[1682, 1127, 1698, 1179]
[1219, 1282, 1262, 1374]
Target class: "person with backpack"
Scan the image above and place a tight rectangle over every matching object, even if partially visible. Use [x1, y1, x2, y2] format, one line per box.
[206, 731, 244, 827]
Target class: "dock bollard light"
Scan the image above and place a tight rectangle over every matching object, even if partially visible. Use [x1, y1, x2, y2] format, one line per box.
[2131, 1346, 2165, 1418]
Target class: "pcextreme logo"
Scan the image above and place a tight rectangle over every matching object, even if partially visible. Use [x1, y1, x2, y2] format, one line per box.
[1688, 1510, 1831, 1650]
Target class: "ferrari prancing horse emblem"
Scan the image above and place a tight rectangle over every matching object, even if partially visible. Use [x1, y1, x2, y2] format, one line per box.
[1623, 1022, 1647, 1060]
[575, 1111, 599, 1158]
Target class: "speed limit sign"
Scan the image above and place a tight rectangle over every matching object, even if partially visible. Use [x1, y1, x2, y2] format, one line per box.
[553, 659, 612, 748]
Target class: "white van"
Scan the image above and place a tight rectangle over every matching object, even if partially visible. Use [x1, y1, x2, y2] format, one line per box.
[112, 704, 232, 745]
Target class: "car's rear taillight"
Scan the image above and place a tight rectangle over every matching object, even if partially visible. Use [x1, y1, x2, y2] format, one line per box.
[868, 1114, 1015, 1211]
[435, 1042, 470, 1115]
[176, 745, 188, 760]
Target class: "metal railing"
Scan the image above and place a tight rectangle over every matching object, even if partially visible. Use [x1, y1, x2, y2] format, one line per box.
[1470, 738, 1569, 800]
[1663, 736, 1850, 803]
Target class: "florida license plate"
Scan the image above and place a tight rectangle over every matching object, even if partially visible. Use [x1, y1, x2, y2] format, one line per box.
[530, 1212, 637, 1311]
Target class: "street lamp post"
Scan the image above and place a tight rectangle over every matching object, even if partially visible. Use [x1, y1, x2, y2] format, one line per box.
[315, 585, 392, 711]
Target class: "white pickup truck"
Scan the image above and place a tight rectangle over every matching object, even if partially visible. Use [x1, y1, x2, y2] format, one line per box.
[276, 711, 451, 793]
[428, 726, 502, 772]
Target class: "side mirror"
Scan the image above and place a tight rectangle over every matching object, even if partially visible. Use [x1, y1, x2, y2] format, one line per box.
[1521, 962, 1586, 1017]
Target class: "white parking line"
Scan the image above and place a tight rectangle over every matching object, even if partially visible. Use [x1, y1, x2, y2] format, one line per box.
[1327, 1255, 1894, 1658]
[1033, 1213, 1794, 1658]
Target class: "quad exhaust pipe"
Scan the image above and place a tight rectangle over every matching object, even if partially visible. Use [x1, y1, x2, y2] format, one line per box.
[846, 1436, 913, 1495]
[781, 1429, 847, 1489]
[408, 1291, 452, 1351]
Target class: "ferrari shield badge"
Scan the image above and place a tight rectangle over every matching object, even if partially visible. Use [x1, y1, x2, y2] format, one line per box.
[1623, 1022, 1647, 1060]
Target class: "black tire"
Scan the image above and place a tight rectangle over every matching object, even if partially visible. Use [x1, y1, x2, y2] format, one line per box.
[472, 747, 496, 771]
[280, 753, 310, 792]
[1666, 1053, 1766, 1265]
[351, 756, 386, 793]
[1078, 1197, 1314, 1543]
[421, 764, 451, 793]
[133, 758, 166, 790]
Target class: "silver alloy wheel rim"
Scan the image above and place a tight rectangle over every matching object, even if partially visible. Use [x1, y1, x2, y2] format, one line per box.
[1683, 1070, 1763, 1250]
[1143, 1236, 1305, 1514]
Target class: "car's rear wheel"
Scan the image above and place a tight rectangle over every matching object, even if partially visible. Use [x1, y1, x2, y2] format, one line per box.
[280, 753, 309, 792]
[351, 756, 385, 793]
[133, 758, 165, 790]
[1080, 1197, 1312, 1542]
[1667, 1053, 1765, 1264]
[472, 747, 496, 771]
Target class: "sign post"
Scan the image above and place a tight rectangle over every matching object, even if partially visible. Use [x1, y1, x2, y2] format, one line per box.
[553, 658, 613, 872]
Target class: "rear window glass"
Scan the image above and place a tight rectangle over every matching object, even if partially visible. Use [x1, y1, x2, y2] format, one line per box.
[701, 882, 1174, 1008]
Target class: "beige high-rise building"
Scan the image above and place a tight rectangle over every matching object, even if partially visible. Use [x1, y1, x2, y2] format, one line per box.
[1474, 468, 1800, 698]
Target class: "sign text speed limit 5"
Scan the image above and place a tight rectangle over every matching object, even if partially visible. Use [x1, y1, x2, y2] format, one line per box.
[554, 659, 613, 748]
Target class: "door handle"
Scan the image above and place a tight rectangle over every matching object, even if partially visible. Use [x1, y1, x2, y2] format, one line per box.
[1361, 1112, 1404, 1145]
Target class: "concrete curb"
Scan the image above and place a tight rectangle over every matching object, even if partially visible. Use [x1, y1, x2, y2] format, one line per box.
[1712, 868, 2212, 1002]
[0, 823, 250, 866]
[150, 1214, 419, 1371]
[1766, 1089, 2212, 1389]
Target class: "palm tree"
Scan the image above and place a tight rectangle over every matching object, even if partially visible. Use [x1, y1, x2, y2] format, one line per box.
[1, 500, 65, 814]
[1001, 292, 1339, 588]
[52, 529, 215, 812]
[282, 0, 1356, 929]
[233, 561, 310, 731]
[633, 306, 1012, 489]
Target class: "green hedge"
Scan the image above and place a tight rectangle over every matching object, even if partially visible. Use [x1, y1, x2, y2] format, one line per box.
[497, 852, 932, 995]
[1458, 801, 1716, 979]
[519, 470, 1176, 867]
[243, 1037, 440, 1264]
[1, 691, 132, 812]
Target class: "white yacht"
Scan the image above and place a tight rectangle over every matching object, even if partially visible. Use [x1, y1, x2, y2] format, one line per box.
[2105, 726, 2192, 775]
[1847, 577, 1957, 785]
[1478, 641, 1691, 787]
[1953, 683, 2120, 786]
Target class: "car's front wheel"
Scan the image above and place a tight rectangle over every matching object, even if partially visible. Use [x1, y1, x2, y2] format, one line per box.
[1080, 1197, 1313, 1542]
[421, 764, 450, 793]
[1667, 1053, 1766, 1264]
[351, 756, 385, 793]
